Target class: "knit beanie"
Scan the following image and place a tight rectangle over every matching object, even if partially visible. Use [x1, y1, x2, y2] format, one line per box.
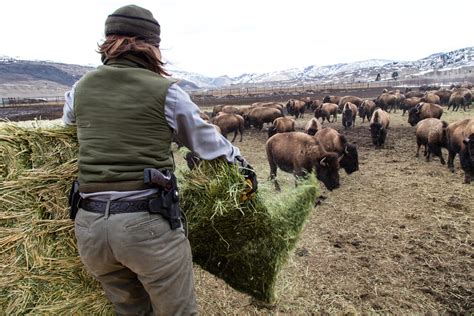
[105, 5, 161, 44]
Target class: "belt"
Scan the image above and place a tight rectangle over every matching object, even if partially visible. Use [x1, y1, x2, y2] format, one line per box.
[79, 199, 150, 214]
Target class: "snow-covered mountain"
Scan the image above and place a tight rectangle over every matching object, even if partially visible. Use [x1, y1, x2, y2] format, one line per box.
[1, 47, 473, 92]
[170, 47, 474, 89]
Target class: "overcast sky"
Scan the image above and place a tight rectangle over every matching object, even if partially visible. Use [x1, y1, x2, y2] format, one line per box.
[1, 0, 473, 77]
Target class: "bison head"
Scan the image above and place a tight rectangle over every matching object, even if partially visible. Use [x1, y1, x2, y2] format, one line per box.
[323, 96, 331, 103]
[340, 144, 359, 174]
[342, 106, 353, 128]
[408, 105, 422, 126]
[463, 134, 474, 163]
[268, 125, 277, 138]
[370, 122, 386, 147]
[315, 153, 340, 191]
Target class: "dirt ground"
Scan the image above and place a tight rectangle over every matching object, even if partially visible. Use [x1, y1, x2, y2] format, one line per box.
[2, 98, 473, 314]
[188, 107, 473, 314]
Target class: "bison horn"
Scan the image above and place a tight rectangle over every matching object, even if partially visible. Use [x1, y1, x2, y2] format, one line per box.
[338, 154, 344, 162]
[345, 146, 349, 154]
[320, 156, 327, 166]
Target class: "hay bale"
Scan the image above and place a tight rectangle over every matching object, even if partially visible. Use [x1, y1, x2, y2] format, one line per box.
[0, 124, 318, 313]
[181, 159, 319, 302]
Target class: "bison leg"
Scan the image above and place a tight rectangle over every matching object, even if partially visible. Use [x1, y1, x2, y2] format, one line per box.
[230, 130, 238, 143]
[268, 159, 281, 191]
[429, 144, 445, 164]
[239, 127, 243, 142]
[416, 143, 421, 157]
[447, 150, 456, 172]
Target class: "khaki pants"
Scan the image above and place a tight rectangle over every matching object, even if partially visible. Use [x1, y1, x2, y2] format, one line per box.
[75, 209, 197, 316]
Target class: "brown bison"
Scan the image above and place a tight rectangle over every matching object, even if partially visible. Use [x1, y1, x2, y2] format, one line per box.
[220, 105, 243, 115]
[311, 99, 322, 111]
[211, 104, 226, 117]
[421, 92, 441, 105]
[314, 103, 338, 123]
[323, 95, 342, 105]
[358, 99, 376, 123]
[446, 118, 474, 183]
[408, 103, 443, 126]
[245, 107, 283, 130]
[338, 95, 363, 113]
[369, 109, 390, 147]
[286, 99, 306, 118]
[448, 88, 472, 111]
[266, 132, 340, 191]
[415, 118, 448, 164]
[400, 97, 422, 116]
[342, 102, 358, 129]
[314, 127, 359, 174]
[375, 93, 397, 112]
[252, 102, 285, 115]
[209, 113, 244, 142]
[268, 117, 295, 138]
[434, 89, 452, 106]
[304, 117, 322, 136]
[405, 90, 424, 98]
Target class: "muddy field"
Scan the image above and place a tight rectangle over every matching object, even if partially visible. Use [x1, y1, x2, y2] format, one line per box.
[2, 100, 473, 314]
[188, 108, 473, 314]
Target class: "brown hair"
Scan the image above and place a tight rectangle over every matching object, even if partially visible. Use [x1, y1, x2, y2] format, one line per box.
[98, 35, 170, 76]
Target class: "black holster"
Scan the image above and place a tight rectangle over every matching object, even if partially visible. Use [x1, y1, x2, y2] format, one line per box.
[68, 180, 81, 220]
[148, 173, 182, 230]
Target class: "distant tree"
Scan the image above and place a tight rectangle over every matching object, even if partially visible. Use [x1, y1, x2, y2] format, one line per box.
[392, 71, 399, 80]
[375, 73, 381, 81]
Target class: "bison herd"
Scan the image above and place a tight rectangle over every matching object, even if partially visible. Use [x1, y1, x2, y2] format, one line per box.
[190, 85, 473, 190]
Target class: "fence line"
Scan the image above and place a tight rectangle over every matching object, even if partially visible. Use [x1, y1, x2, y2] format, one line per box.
[2, 76, 473, 107]
[188, 76, 474, 99]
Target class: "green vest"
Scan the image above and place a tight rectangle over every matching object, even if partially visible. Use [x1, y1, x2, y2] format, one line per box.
[74, 58, 173, 192]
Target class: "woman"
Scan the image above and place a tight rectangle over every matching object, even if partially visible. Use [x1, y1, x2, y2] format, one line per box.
[62, 5, 255, 315]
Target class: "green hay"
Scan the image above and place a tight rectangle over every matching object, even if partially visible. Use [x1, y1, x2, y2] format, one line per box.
[0, 124, 319, 313]
[180, 159, 318, 302]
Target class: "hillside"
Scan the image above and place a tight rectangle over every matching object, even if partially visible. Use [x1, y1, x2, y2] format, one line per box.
[1, 46, 473, 98]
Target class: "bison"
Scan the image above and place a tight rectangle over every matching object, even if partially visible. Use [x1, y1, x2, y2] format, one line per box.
[448, 88, 472, 111]
[405, 90, 424, 98]
[421, 92, 441, 105]
[314, 103, 338, 123]
[314, 127, 359, 174]
[408, 103, 443, 126]
[342, 102, 357, 129]
[266, 132, 341, 191]
[209, 113, 244, 142]
[415, 118, 448, 164]
[369, 108, 390, 147]
[338, 96, 363, 113]
[268, 117, 295, 138]
[434, 89, 452, 106]
[323, 95, 342, 105]
[375, 93, 397, 112]
[286, 99, 306, 118]
[244, 107, 283, 130]
[400, 97, 422, 116]
[446, 118, 474, 183]
[358, 99, 376, 123]
[304, 117, 322, 136]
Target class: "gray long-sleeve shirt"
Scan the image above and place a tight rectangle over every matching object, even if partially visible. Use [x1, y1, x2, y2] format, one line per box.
[62, 82, 241, 200]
